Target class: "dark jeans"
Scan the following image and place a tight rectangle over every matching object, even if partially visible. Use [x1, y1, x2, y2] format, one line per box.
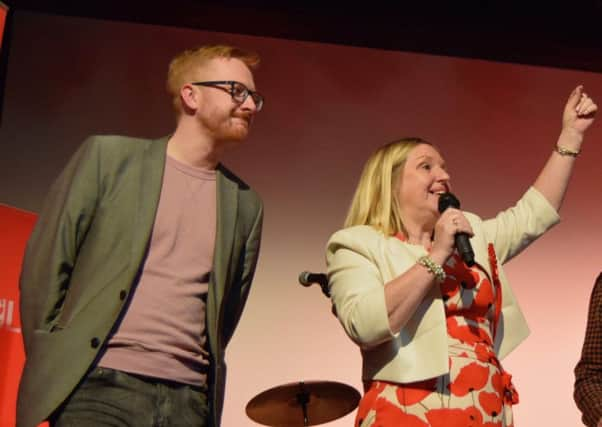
[51, 367, 209, 427]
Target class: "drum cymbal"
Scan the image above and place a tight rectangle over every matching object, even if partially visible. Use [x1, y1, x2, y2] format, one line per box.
[246, 380, 361, 427]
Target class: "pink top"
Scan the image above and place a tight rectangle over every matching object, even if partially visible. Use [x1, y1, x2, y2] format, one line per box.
[98, 155, 216, 387]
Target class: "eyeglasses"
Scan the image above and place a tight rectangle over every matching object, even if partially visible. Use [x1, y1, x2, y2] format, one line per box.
[191, 80, 264, 111]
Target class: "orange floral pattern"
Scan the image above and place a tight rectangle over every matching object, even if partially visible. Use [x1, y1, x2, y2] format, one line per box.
[354, 245, 517, 427]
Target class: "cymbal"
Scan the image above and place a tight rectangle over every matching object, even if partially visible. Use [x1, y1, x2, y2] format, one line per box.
[246, 380, 361, 427]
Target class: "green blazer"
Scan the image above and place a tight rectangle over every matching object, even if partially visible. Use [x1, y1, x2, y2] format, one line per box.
[17, 135, 263, 427]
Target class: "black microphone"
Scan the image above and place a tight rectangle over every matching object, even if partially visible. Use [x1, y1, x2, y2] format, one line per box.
[298, 271, 330, 297]
[437, 192, 475, 267]
[298, 271, 328, 287]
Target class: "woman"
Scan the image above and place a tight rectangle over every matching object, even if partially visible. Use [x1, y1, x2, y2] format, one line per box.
[326, 86, 596, 427]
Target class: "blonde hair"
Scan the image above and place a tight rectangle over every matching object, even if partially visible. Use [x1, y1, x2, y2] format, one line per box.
[166, 44, 260, 114]
[344, 137, 431, 236]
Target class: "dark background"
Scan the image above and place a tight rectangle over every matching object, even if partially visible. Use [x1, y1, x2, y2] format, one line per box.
[5, 0, 602, 72]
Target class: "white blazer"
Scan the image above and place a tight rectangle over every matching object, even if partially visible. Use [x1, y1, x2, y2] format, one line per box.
[326, 187, 559, 383]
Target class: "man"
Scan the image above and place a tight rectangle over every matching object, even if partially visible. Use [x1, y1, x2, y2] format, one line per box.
[17, 45, 264, 427]
[575, 273, 602, 427]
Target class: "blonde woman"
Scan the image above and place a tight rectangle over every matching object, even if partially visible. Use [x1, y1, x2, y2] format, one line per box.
[326, 86, 596, 426]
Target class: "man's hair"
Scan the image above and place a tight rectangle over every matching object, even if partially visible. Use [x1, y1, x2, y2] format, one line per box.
[344, 137, 432, 236]
[166, 44, 260, 114]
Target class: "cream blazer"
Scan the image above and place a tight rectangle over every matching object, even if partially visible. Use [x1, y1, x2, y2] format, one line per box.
[326, 187, 559, 383]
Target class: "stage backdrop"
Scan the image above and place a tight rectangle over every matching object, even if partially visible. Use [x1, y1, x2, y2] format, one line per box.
[0, 3, 7, 47]
[1, 10, 601, 427]
[0, 204, 37, 427]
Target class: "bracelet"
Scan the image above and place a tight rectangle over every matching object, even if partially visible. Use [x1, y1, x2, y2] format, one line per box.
[555, 145, 580, 157]
[417, 256, 446, 283]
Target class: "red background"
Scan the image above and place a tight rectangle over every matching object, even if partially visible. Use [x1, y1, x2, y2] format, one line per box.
[0, 3, 7, 47]
[0, 205, 37, 427]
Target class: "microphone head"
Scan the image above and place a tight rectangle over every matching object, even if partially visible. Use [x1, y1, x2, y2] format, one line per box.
[298, 271, 312, 287]
[438, 192, 460, 213]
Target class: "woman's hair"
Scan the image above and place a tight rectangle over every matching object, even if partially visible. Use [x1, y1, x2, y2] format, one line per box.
[166, 44, 260, 114]
[344, 137, 432, 236]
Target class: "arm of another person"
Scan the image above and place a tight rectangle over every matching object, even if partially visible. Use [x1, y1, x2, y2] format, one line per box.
[19, 137, 101, 352]
[575, 274, 602, 427]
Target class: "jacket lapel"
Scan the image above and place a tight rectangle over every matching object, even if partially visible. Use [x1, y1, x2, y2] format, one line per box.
[207, 166, 238, 355]
[130, 137, 168, 269]
[213, 167, 238, 304]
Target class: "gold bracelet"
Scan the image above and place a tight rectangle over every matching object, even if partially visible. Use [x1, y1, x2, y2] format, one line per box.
[417, 256, 446, 283]
[555, 145, 580, 157]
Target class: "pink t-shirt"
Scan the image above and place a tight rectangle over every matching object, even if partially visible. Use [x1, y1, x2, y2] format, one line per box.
[98, 155, 216, 387]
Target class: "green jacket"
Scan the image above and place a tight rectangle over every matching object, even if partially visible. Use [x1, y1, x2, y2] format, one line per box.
[17, 135, 263, 427]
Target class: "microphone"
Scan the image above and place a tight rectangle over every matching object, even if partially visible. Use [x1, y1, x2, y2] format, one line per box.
[298, 271, 330, 297]
[298, 271, 328, 287]
[437, 192, 475, 267]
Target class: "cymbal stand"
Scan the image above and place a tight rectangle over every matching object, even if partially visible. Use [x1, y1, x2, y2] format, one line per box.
[296, 381, 310, 426]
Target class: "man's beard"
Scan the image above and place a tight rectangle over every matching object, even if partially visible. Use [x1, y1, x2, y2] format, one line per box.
[218, 115, 251, 142]
[204, 111, 251, 143]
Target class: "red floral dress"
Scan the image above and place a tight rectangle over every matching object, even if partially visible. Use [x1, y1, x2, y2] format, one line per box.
[354, 239, 519, 427]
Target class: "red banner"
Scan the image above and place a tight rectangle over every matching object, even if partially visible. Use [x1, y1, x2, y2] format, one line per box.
[0, 204, 38, 427]
[0, 2, 7, 48]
